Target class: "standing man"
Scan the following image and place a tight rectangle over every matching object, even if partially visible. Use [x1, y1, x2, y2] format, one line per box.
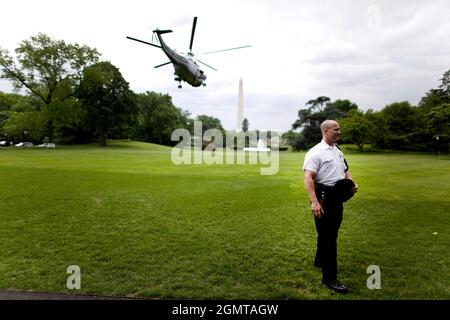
[303, 120, 358, 294]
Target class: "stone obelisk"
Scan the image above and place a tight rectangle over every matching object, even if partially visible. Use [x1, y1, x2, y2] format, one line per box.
[236, 78, 244, 131]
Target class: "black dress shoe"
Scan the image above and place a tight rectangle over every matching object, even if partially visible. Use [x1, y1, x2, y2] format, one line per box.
[322, 279, 348, 294]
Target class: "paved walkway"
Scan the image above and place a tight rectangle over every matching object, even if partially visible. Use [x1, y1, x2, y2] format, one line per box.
[0, 289, 133, 300]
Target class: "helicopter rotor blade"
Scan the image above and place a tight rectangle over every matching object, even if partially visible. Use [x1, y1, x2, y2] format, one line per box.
[154, 61, 172, 68]
[151, 32, 159, 44]
[194, 58, 217, 71]
[189, 17, 198, 55]
[126, 36, 161, 48]
[201, 45, 252, 55]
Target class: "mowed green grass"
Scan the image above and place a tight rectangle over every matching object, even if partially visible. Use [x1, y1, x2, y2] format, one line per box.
[0, 141, 449, 299]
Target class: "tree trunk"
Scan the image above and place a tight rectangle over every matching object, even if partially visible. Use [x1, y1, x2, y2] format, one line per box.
[47, 120, 54, 143]
[357, 142, 364, 152]
[99, 128, 108, 146]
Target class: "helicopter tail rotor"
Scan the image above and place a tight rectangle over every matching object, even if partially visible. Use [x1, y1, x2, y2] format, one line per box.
[151, 32, 159, 45]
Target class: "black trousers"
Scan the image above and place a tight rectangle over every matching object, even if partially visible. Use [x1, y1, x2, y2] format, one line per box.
[314, 185, 343, 282]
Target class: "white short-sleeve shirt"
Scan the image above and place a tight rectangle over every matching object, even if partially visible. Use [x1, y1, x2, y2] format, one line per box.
[303, 140, 347, 186]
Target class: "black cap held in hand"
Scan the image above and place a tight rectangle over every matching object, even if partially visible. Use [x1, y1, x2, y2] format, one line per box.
[334, 179, 356, 203]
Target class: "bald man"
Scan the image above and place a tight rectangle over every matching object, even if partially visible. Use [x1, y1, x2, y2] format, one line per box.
[303, 120, 358, 294]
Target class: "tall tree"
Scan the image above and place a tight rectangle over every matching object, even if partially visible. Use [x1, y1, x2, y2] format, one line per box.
[370, 101, 430, 151]
[338, 109, 374, 152]
[427, 104, 450, 153]
[419, 69, 450, 119]
[195, 114, 225, 136]
[0, 91, 21, 111]
[282, 130, 304, 151]
[0, 93, 46, 142]
[2, 110, 46, 143]
[292, 96, 358, 149]
[77, 61, 136, 146]
[306, 96, 330, 113]
[439, 69, 450, 95]
[325, 99, 358, 119]
[293, 96, 332, 129]
[419, 89, 449, 111]
[0, 91, 20, 133]
[135, 91, 191, 145]
[0, 33, 100, 142]
[242, 118, 249, 132]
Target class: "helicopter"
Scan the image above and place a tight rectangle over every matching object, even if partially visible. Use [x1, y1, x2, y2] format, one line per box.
[126, 17, 251, 88]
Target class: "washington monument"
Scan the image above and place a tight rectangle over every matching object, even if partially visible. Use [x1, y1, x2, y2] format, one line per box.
[236, 78, 244, 131]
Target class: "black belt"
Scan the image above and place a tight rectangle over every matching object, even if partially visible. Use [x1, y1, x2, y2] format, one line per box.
[315, 183, 335, 192]
[315, 183, 337, 201]
[316, 180, 355, 203]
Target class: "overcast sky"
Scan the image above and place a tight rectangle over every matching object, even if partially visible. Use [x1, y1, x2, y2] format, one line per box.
[1, 0, 450, 132]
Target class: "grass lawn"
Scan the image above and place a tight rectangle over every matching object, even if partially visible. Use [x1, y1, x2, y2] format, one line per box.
[0, 141, 449, 299]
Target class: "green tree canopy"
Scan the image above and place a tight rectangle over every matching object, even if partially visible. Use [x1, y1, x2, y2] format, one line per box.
[292, 96, 359, 149]
[135, 91, 191, 146]
[419, 89, 449, 111]
[195, 114, 224, 136]
[281, 129, 304, 151]
[439, 69, 450, 95]
[305, 96, 330, 112]
[0, 33, 100, 141]
[369, 101, 431, 151]
[0, 91, 21, 111]
[427, 104, 450, 153]
[324, 99, 358, 119]
[242, 118, 249, 132]
[0, 91, 21, 133]
[0, 93, 44, 141]
[338, 109, 374, 152]
[77, 61, 136, 146]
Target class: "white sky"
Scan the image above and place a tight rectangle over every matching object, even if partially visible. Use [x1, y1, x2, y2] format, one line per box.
[1, 0, 450, 132]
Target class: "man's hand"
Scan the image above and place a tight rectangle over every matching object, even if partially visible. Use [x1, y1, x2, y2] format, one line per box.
[345, 171, 358, 193]
[311, 200, 324, 218]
